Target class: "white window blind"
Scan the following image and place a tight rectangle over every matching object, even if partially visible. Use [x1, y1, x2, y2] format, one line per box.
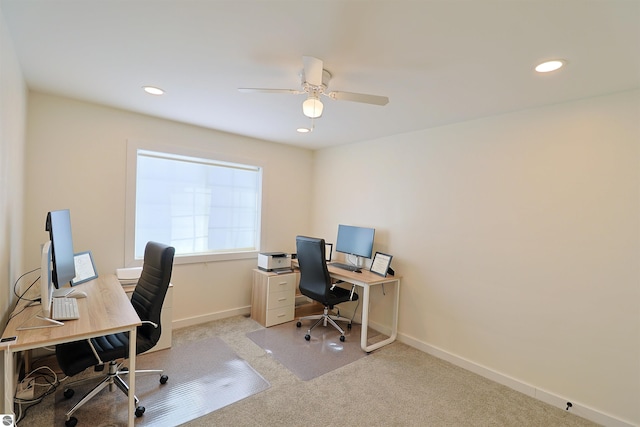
[133, 149, 262, 260]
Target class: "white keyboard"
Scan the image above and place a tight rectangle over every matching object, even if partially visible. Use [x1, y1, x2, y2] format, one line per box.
[52, 297, 80, 320]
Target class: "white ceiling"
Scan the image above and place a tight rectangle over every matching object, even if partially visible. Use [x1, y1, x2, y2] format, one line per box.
[2, 0, 639, 150]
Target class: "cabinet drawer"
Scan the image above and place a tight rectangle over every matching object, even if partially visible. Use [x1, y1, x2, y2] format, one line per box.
[267, 289, 295, 309]
[251, 269, 299, 327]
[267, 274, 295, 293]
[265, 305, 295, 327]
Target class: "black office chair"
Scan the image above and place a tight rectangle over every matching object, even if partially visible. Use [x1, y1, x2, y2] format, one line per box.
[55, 241, 175, 427]
[295, 235, 358, 342]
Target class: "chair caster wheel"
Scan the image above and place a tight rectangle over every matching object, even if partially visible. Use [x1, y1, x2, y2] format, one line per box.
[347, 323, 352, 330]
[304, 334, 311, 341]
[65, 417, 78, 427]
[296, 321, 301, 327]
[135, 406, 145, 417]
[63, 388, 74, 399]
[160, 374, 168, 384]
[340, 335, 345, 342]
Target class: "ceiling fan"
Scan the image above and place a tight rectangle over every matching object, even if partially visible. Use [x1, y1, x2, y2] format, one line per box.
[238, 56, 389, 120]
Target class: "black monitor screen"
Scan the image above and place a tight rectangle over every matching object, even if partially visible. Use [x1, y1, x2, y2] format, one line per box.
[46, 209, 76, 288]
[335, 224, 375, 259]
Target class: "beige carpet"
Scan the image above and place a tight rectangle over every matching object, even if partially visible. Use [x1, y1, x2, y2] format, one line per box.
[246, 320, 374, 380]
[22, 316, 600, 426]
[53, 336, 269, 426]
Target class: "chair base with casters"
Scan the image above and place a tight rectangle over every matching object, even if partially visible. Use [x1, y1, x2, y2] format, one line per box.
[296, 305, 353, 342]
[295, 235, 359, 342]
[61, 360, 168, 427]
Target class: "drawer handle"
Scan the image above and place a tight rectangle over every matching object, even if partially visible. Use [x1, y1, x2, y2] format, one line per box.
[277, 298, 287, 302]
[277, 313, 286, 317]
[278, 282, 288, 286]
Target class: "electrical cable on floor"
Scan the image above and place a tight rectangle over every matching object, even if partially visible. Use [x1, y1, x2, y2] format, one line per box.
[14, 364, 59, 424]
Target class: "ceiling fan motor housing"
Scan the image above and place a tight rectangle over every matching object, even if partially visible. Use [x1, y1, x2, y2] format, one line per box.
[301, 69, 332, 94]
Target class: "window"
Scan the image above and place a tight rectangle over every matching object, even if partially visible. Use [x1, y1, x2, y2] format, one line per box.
[126, 142, 262, 264]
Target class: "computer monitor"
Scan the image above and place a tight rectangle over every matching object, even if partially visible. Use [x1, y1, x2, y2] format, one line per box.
[45, 209, 76, 289]
[40, 240, 54, 318]
[16, 240, 65, 329]
[29, 209, 76, 328]
[335, 224, 375, 260]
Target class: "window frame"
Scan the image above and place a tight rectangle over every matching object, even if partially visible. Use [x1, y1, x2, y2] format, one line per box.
[125, 139, 264, 266]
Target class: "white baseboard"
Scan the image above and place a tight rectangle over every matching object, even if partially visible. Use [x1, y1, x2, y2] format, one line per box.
[398, 332, 635, 427]
[172, 306, 251, 330]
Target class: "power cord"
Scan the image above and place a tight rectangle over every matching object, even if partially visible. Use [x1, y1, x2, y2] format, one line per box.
[13, 267, 41, 302]
[349, 296, 361, 323]
[6, 268, 42, 326]
[7, 300, 41, 324]
[14, 365, 59, 424]
[6, 268, 59, 425]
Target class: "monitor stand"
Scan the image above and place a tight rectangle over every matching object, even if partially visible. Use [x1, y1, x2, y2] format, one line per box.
[17, 312, 64, 331]
[52, 287, 75, 298]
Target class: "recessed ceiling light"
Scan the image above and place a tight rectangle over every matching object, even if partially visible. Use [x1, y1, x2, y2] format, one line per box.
[535, 60, 565, 73]
[143, 86, 164, 95]
[297, 127, 311, 133]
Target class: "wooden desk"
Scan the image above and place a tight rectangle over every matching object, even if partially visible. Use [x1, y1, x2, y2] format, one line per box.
[1, 274, 141, 426]
[292, 260, 401, 352]
[325, 264, 401, 352]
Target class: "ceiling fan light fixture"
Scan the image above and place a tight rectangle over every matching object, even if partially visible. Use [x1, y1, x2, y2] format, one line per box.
[303, 97, 323, 118]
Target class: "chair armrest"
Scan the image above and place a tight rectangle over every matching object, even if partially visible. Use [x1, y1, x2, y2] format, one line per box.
[330, 280, 357, 300]
[141, 320, 158, 328]
[87, 339, 104, 365]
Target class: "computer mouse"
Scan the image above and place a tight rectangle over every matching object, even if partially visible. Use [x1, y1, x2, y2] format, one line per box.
[68, 291, 87, 299]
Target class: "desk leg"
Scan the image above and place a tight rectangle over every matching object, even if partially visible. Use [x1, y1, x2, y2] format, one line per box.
[3, 348, 13, 416]
[361, 279, 400, 353]
[128, 327, 137, 427]
[360, 285, 371, 352]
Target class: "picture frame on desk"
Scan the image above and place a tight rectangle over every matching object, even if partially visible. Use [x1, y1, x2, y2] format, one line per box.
[325, 243, 333, 262]
[370, 251, 393, 277]
[71, 250, 98, 285]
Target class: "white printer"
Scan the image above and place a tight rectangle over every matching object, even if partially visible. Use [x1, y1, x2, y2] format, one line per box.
[257, 252, 291, 271]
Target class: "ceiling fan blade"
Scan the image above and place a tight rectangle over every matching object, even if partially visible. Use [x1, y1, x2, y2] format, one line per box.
[327, 91, 389, 106]
[302, 56, 323, 86]
[238, 88, 303, 95]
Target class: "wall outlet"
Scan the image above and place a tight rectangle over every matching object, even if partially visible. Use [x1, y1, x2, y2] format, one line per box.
[16, 378, 35, 400]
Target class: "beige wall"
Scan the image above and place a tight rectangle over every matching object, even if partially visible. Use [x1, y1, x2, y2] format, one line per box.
[0, 4, 27, 411]
[23, 92, 314, 326]
[312, 90, 640, 425]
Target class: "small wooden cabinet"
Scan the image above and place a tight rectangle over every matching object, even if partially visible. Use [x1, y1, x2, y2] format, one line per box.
[251, 269, 297, 327]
